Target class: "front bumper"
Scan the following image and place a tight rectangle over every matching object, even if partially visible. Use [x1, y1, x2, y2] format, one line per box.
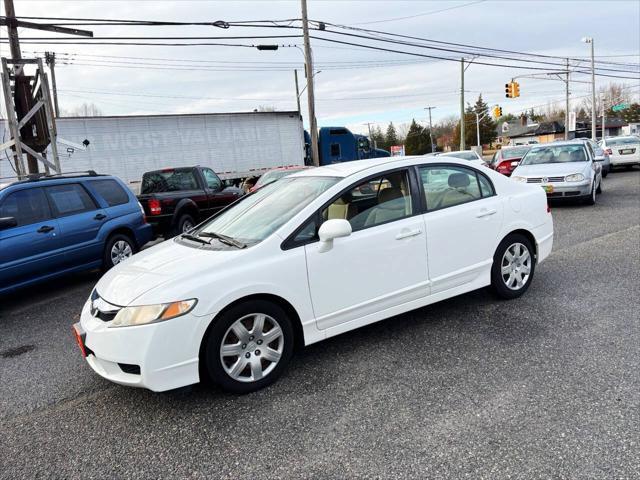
[540, 180, 592, 199]
[77, 299, 211, 392]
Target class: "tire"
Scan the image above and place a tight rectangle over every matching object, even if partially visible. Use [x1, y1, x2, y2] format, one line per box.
[602, 167, 608, 178]
[596, 177, 602, 194]
[203, 300, 294, 394]
[584, 181, 596, 205]
[490, 233, 536, 300]
[103, 233, 137, 271]
[171, 213, 195, 237]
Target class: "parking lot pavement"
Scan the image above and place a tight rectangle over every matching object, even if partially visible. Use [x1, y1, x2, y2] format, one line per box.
[1, 170, 639, 479]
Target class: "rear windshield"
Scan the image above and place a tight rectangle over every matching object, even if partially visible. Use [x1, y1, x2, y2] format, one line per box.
[141, 169, 198, 194]
[607, 137, 639, 146]
[502, 147, 530, 159]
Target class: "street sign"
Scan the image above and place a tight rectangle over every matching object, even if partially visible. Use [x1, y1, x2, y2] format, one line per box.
[612, 103, 630, 112]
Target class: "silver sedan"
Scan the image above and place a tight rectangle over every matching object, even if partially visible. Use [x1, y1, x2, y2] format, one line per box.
[511, 141, 603, 205]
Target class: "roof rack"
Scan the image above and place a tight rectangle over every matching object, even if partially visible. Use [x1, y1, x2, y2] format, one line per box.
[24, 170, 101, 182]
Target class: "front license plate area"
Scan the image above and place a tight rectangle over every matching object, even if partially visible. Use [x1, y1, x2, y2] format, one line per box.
[542, 184, 554, 193]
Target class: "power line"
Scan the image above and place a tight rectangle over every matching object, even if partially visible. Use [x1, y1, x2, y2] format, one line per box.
[350, 1, 485, 25]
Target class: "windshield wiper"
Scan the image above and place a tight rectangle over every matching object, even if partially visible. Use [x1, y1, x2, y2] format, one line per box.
[199, 231, 247, 249]
[180, 233, 210, 245]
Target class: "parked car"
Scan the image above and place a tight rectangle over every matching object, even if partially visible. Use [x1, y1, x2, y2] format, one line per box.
[511, 141, 603, 205]
[250, 166, 312, 192]
[600, 136, 640, 170]
[137, 166, 244, 237]
[73, 156, 553, 393]
[426, 150, 488, 167]
[490, 146, 530, 176]
[0, 171, 152, 295]
[575, 138, 610, 177]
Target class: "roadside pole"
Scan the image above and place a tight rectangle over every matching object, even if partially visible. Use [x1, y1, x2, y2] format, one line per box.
[301, 0, 319, 167]
[45, 52, 60, 117]
[460, 58, 465, 150]
[425, 106, 436, 153]
[294, 69, 301, 113]
[601, 94, 605, 140]
[475, 112, 481, 147]
[565, 58, 570, 140]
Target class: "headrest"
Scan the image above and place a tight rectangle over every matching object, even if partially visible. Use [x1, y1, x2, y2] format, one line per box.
[448, 172, 470, 188]
[378, 187, 403, 204]
[570, 150, 586, 162]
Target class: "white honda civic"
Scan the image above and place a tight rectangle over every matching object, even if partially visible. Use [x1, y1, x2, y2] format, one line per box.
[73, 156, 553, 393]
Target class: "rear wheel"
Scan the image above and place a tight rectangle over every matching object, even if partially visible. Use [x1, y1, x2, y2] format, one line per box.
[204, 300, 294, 393]
[103, 233, 136, 271]
[490, 234, 535, 300]
[171, 213, 195, 237]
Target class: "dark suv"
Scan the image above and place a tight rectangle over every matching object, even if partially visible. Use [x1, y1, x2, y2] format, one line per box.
[0, 171, 153, 295]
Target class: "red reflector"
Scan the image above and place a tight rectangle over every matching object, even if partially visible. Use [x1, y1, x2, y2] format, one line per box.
[547, 204, 551, 213]
[148, 199, 161, 215]
[72, 325, 87, 358]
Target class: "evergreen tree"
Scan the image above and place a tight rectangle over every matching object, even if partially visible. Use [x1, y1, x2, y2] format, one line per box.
[370, 125, 385, 150]
[452, 94, 498, 148]
[385, 122, 399, 148]
[405, 119, 433, 155]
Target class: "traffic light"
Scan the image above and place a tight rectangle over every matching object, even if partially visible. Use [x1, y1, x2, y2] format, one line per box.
[492, 106, 502, 118]
[513, 81, 520, 98]
[505, 82, 513, 98]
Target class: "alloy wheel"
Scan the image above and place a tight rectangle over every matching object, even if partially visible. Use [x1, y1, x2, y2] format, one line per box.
[501, 242, 531, 291]
[110, 240, 133, 265]
[220, 313, 284, 383]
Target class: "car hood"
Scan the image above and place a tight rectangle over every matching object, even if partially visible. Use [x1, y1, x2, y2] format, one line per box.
[95, 239, 241, 306]
[513, 162, 590, 177]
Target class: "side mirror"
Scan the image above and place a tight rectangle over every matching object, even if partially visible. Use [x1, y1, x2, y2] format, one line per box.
[0, 217, 18, 230]
[317, 219, 352, 253]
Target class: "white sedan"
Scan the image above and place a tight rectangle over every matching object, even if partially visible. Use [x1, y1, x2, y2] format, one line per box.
[600, 136, 640, 169]
[73, 156, 554, 393]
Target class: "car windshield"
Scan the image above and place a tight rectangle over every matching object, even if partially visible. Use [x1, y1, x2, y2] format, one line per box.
[502, 147, 530, 160]
[196, 176, 339, 245]
[442, 151, 477, 160]
[520, 145, 588, 165]
[606, 137, 639, 146]
[255, 169, 300, 188]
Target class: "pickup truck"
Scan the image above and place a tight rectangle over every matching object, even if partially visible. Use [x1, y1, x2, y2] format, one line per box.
[137, 166, 244, 237]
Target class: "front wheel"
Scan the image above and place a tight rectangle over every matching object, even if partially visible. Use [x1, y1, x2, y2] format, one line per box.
[204, 300, 294, 394]
[584, 181, 596, 205]
[490, 234, 535, 300]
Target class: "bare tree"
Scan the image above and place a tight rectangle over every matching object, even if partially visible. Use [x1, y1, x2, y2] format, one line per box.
[581, 83, 636, 116]
[63, 102, 104, 117]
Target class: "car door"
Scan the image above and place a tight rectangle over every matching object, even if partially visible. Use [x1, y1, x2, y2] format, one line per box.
[0, 187, 62, 290]
[304, 168, 429, 330]
[419, 164, 503, 294]
[201, 168, 239, 217]
[44, 182, 106, 267]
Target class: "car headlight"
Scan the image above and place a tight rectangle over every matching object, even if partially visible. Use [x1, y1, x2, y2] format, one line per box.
[565, 173, 585, 182]
[512, 176, 527, 183]
[109, 299, 197, 328]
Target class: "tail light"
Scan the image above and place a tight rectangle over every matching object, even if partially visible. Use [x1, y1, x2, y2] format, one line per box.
[148, 198, 162, 215]
[605, 148, 612, 155]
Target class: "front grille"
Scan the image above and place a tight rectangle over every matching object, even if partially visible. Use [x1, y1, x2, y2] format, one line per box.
[90, 292, 122, 322]
[527, 176, 565, 183]
[564, 191, 581, 196]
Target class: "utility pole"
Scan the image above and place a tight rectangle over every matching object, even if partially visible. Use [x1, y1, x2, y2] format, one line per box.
[45, 52, 60, 117]
[294, 69, 301, 113]
[565, 57, 570, 140]
[582, 37, 597, 140]
[475, 112, 481, 147]
[301, 0, 319, 167]
[424, 106, 436, 153]
[460, 58, 465, 150]
[601, 93, 605, 140]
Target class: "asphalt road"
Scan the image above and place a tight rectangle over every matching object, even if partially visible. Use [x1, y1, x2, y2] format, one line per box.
[1, 169, 639, 479]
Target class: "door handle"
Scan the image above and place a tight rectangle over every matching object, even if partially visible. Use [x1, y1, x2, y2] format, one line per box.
[94, 213, 107, 220]
[395, 229, 422, 240]
[37, 225, 54, 233]
[476, 209, 497, 218]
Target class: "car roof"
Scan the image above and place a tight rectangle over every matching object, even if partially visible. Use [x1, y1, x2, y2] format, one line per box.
[0, 172, 112, 192]
[289, 155, 474, 179]
[530, 140, 587, 148]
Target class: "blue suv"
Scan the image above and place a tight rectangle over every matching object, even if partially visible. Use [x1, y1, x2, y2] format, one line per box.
[0, 171, 153, 295]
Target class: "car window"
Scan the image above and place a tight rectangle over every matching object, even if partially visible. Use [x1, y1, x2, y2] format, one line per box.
[322, 170, 413, 232]
[90, 179, 129, 206]
[45, 183, 97, 217]
[419, 166, 483, 211]
[0, 188, 52, 226]
[202, 169, 222, 190]
[141, 169, 199, 193]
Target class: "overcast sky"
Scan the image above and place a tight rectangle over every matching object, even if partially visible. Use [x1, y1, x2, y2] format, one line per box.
[2, 0, 639, 134]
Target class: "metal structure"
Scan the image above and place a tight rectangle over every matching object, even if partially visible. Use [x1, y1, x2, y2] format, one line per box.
[1, 57, 61, 177]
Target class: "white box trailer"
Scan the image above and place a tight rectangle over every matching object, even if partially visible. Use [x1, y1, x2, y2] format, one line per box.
[1, 111, 306, 190]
